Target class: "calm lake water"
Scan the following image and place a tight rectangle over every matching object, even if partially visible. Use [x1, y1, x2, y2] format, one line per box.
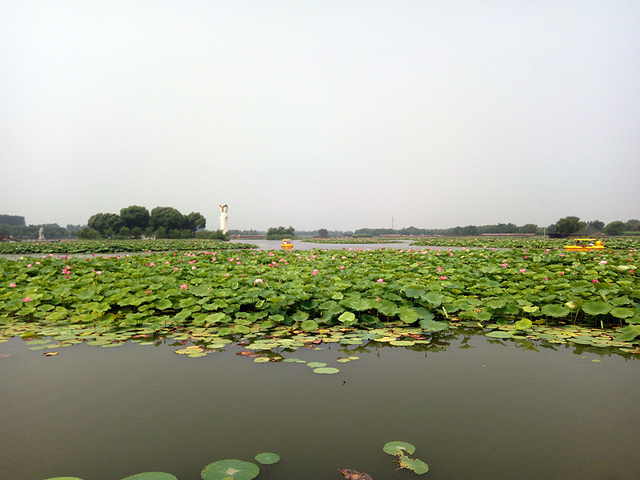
[1, 333, 638, 480]
[230, 238, 419, 251]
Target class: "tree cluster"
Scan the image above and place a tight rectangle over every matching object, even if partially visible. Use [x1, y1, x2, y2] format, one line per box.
[80, 206, 207, 239]
[266, 226, 296, 240]
[548, 216, 639, 237]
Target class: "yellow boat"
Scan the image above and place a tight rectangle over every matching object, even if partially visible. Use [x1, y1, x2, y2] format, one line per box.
[281, 239, 294, 250]
[564, 238, 604, 252]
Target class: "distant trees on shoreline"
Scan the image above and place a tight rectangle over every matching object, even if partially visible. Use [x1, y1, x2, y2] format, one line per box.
[80, 206, 207, 239]
[2, 212, 639, 240]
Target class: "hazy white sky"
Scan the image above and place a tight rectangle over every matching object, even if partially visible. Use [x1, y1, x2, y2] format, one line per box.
[1, 1, 639, 231]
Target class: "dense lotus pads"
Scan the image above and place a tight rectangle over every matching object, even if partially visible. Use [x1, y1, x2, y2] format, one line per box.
[0, 245, 638, 343]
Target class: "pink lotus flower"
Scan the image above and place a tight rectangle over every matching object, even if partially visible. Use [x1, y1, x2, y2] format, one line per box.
[439, 276, 448, 280]
[519, 269, 526, 274]
[173, 267, 179, 271]
[377, 278, 384, 283]
[339, 266, 345, 270]
[501, 263, 508, 268]
[436, 267, 443, 272]
[180, 284, 188, 290]
[312, 269, 318, 275]
[22, 297, 32, 302]
[592, 279, 598, 283]
[254, 278, 264, 284]
[9, 283, 16, 288]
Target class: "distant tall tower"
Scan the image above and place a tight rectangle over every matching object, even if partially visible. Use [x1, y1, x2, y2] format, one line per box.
[219, 204, 228, 234]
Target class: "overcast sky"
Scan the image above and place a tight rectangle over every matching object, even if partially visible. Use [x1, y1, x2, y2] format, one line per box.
[1, 1, 639, 232]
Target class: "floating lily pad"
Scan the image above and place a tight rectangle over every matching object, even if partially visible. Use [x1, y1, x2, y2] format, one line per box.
[313, 367, 340, 374]
[307, 362, 327, 368]
[201, 459, 260, 480]
[254, 452, 280, 465]
[43, 477, 85, 480]
[485, 331, 513, 339]
[383, 441, 416, 456]
[397, 454, 429, 475]
[120, 473, 178, 480]
[253, 357, 270, 363]
[390, 340, 416, 347]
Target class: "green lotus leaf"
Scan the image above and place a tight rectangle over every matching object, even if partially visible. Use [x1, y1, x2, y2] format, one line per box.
[398, 306, 420, 324]
[120, 473, 178, 480]
[201, 459, 260, 480]
[514, 319, 532, 330]
[338, 311, 356, 324]
[291, 311, 309, 322]
[300, 319, 319, 332]
[614, 325, 640, 342]
[313, 367, 339, 374]
[403, 285, 425, 298]
[610, 307, 635, 319]
[390, 340, 416, 346]
[424, 291, 445, 306]
[307, 362, 327, 368]
[485, 330, 514, 339]
[254, 452, 280, 465]
[581, 301, 611, 316]
[541, 304, 570, 318]
[397, 454, 429, 475]
[383, 441, 416, 456]
[154, 299, 173, 310]
[43, 477, 85, 480]
[522, 305, 540, 313]
[419, 319, 450, 331]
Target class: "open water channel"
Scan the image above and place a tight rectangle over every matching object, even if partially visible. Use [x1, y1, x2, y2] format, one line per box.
[1, 331, 639, 480]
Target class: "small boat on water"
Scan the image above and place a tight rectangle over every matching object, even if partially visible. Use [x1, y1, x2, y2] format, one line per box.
[564, 238, 604, 252]
[281, 239, 294, 250]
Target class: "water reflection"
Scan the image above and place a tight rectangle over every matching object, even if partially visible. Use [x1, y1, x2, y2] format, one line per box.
[1, 331, 638, 480]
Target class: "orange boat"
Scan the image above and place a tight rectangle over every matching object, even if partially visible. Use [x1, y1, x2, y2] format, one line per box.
[564, 238, 604, 252]
[281, 239, 294, 250]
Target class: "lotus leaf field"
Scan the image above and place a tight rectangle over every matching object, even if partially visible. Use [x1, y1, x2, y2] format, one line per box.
[1, 240, 639, 355]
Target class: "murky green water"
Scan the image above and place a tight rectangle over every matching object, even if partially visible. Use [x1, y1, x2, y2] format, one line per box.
[1, 334, 638, 480]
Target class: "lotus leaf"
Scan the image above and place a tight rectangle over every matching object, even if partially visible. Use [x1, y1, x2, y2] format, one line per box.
[43, 478, 85, 480]
[610, 307, 635, 319]
[397, 454, 429, 475]
[541, 304, 570, 318]
[338, 311, 356, 324]
[515, 319, 533, 330]
[254, 452, 280, 465]
[307, 362, 327, 368]
[201, 459, 260, 480]
[383, 441, 416, 456]
[313, 367, 340, 374]
[581, 301, 611, 316]
[485, 331, 514, 339]
[390, 340, 416, 346]
[120, 473, 178, 480]
[300, 319, 319, 331]
[419, 319, 449, 331]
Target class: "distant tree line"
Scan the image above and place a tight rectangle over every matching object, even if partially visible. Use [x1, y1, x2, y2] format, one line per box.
[266, 226, 296, 240]
[79, 206, 208, 239]
[0, 215, 82, 240]
[353, 218, 640, 238]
